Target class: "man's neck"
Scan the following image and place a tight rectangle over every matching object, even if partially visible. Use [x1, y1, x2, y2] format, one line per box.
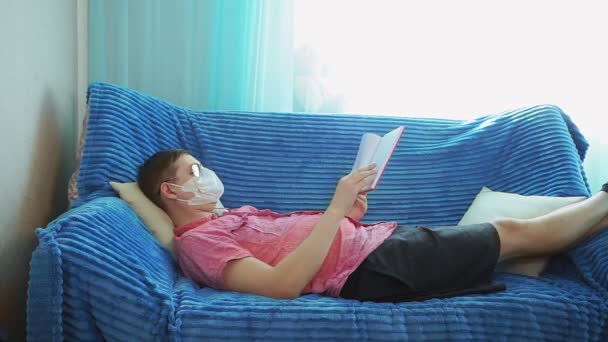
[170, 209, 214, 227]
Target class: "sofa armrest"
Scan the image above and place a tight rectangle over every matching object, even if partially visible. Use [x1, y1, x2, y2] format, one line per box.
[28, 197, 177, 341]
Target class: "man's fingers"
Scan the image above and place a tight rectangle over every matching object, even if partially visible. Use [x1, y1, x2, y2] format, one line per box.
[352, 164, 378, 182]
[360, 170, 377, 181]
[357, 163, 377, 172]
[354, 174, 375, 191]
[362, 174, 375, 184]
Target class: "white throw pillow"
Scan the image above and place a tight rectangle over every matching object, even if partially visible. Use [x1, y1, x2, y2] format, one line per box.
[459, 187, 584, 225]
[459, 186, 585, 276]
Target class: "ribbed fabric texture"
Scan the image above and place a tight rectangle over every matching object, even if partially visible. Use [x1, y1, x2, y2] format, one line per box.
[28, 82, 608, 341]
[29, 198, 177, 341]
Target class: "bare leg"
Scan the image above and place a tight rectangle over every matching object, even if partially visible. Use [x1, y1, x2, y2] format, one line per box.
[494, 191, 608, 263]
[498, 214, 608, 277]
[573, 212, 608, 244]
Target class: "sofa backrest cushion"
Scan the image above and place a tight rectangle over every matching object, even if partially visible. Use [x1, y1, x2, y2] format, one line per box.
[76, 82, 590, 226]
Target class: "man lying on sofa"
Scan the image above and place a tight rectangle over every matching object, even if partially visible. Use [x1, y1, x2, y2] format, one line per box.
[136, 149, 608, 302]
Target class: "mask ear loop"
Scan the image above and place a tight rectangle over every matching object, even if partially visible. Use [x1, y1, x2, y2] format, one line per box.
[165, 182, 192, 204]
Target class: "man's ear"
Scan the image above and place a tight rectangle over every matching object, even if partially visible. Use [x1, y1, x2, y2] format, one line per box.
[159, 182, 178, 200]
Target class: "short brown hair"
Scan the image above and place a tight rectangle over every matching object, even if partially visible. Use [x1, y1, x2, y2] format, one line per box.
[137, 149, 191, 208]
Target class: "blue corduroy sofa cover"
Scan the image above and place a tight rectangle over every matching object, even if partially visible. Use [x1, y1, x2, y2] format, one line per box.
[28, 82, 608, 341]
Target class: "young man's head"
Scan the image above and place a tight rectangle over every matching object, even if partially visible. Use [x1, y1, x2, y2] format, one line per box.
[138, 149, 223, 226]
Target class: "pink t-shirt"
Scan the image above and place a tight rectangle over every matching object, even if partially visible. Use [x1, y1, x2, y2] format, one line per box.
[174, 205, 397, 297]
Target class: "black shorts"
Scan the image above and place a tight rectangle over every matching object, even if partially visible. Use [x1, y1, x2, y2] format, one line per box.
[340, 223, 505, 302]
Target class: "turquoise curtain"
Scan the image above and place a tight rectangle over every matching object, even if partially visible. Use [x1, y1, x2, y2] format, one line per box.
[89, 0, 293, 112]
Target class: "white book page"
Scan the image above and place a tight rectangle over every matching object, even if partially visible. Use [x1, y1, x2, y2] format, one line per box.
[352, 133, 381, 171]
[369, 126, 404, 189]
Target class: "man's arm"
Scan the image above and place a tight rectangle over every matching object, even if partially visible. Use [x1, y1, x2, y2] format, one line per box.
[223, 164, 377, 299]
[223, 209, 343, 299]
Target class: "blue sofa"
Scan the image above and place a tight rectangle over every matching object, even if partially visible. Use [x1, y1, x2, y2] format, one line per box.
[28, 82, 608, 341]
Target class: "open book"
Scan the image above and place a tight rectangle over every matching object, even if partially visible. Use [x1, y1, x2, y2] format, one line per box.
[352, 126, 405, 192]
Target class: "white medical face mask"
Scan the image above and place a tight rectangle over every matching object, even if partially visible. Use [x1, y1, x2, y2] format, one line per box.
[168, 166, 224, 206]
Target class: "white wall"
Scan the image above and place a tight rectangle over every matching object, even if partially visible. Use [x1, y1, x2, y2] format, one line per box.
[0, 0, 77, 340]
